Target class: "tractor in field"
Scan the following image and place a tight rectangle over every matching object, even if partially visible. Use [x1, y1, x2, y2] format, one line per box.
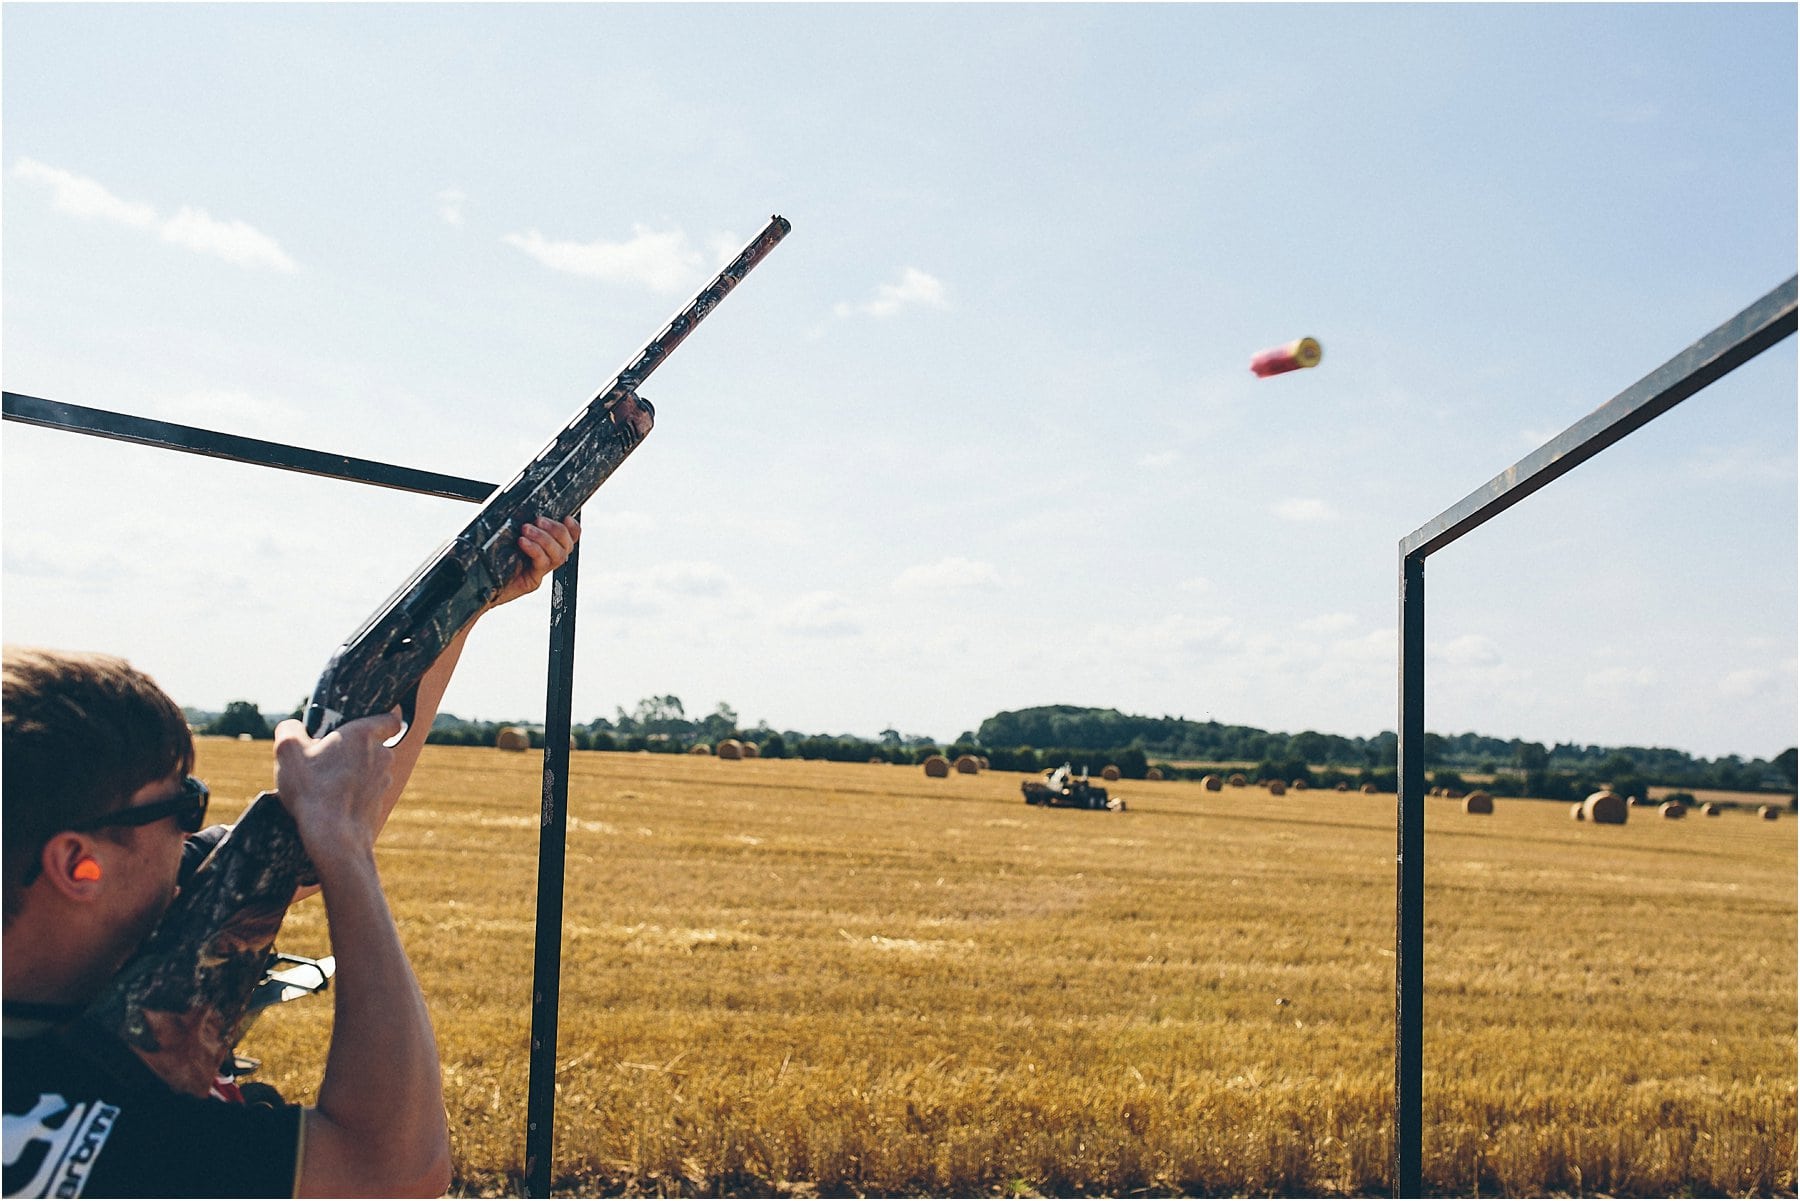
[1022, 764, 1125, 811]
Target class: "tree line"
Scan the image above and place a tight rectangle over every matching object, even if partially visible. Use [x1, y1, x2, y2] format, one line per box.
[975, 705, 1796, 796]
[188, 698, 1797, 799]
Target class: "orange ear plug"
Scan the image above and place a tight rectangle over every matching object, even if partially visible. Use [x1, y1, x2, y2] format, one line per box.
[73, 858, 102, 883]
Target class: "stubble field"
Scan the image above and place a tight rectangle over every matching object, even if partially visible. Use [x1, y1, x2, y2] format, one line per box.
[193, 738, 1798, 1197]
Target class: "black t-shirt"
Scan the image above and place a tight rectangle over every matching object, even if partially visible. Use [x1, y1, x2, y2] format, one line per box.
[3, 1020, 303, 1198]
[6, 824, 305, 1197]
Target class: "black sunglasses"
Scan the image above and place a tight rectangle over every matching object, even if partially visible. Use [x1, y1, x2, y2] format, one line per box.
[21, 777, 211, 885]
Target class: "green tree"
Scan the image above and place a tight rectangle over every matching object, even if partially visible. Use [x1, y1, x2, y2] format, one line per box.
[699, 702, 739, 743]
[204, 700, 272, 740]
[1421, 733, 1446, 766]
[1513, 741, 1549, 772]
[1287, 730, 1330, 766]
[617, 695, 690, 737]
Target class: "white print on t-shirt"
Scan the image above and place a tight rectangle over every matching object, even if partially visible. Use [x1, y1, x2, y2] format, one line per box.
[3, 1093, 120, 1198]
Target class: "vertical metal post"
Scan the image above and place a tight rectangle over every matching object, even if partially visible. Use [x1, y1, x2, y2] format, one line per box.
[1395, 550, 1426, 1197]
[524, 518, 580, 1198]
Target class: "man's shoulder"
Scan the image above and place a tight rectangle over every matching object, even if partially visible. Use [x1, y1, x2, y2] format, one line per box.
[4, 1027, 302, 1199]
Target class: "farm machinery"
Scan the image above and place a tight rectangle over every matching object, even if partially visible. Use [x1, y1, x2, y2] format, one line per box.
[1022, 764, 1125, 811]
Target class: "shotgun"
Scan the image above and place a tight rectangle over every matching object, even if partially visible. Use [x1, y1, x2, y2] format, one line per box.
[81, 215, 791, 1096]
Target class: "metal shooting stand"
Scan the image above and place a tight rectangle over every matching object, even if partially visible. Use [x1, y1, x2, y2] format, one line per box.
[1390, 275, 1796, 1196]
[11, 273, 1794, 1198]
[3, 390, 583, 1197]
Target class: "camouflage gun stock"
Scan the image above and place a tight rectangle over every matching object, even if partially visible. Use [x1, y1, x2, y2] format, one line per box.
[81, 215, 792, 1096]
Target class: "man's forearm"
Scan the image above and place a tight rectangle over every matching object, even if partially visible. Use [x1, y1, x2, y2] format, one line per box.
[302, 849, 450, 1196]
[376, 620, 474, 825]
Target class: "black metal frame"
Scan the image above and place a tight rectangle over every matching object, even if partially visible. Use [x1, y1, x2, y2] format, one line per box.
[1391, 275, 1798, 1196]
[2, 389, 580, 1197]
[16, 272, 1795, 1198]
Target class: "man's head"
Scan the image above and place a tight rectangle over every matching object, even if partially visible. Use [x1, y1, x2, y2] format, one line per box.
[3, 647, 195, 928]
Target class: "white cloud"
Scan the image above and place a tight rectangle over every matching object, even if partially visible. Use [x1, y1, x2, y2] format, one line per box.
[13, 157, 156, 227]
[1299, 612, 1357, 635]
[12, 157, 298, 272]
[707, 230, 743, 267]
[1305, 627, 1398, 688]
[891, 556, 1003, 594]
[437, 188, 466, 227]
[1272, 497, 1339, 522]
[156, 388, 305, 441]
[775, 590, 861, 636]
[834, 267, 947, 318]
[159, 207, 298, 272]
[1177, 576, 1212, 594]
[1333, 627, 1396, 663]
[587, 560, 740, 613]
[501, 224, 702, 292]
[1434, 634, 1503, 668]
[579, 509, 657, 538]
[1085, 613, 1235, 658]
[1139, 450, 1179, 469]
[1717, 667, 1775, 699]
[1585, 665, 1659, 693]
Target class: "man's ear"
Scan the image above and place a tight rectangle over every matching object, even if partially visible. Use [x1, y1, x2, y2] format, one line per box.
[37, 834, 106, 902]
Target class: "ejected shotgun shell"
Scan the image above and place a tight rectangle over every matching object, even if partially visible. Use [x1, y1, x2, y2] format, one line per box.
[1250, 336, 1323, 377]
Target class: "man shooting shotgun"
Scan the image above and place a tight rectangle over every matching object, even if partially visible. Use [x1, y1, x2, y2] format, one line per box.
[3, 519, 576, 1198]
[2, 214, 790, 1197]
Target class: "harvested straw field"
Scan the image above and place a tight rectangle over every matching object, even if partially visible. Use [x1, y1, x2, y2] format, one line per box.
[193, 739, 1797, 1197]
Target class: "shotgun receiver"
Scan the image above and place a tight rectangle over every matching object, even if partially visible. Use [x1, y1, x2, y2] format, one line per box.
[81, 215, 792, 1096]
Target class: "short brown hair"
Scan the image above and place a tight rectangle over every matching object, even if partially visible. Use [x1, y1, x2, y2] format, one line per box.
[3, 646, 195, 922]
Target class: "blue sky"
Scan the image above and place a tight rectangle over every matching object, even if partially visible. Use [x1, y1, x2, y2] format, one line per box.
[3, 4, 1794, 760]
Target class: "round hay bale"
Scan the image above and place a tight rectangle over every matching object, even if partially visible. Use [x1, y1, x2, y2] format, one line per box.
[1629, 795, 1655, 807]
[1101, 765, 1121, 781]
[923, 755, 950, 778]
[1360, 783, 1378, 794]
[868, 756, 884, 765]
[1582, 791, 1628, 825]
[1145, 767, 1165, 781]
[689, 743, 712, 755]
[1571, 802, 1586, 821]
[741, 741, 760, 759]
[1462, 792, 1494, 815]
[1659, 801, 1686, 820]
[977, 756, 990, 770]
[1335, 781, 1350, 792]
[1702, 802, 1722, 816]
[1759, 805, 1780, 821]
[717, 738, 743, 761]
[1228, 773, 1248, 787]
[1200, 774, 1222, 791]
[1267, 779, 1287, 796]
[496, 726, 530, 752]
[1290, 779, 1308, 791]
[236, 732, 253, 742]
[953, 754, 980, 775]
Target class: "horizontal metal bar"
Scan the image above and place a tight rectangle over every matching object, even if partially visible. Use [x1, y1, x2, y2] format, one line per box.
[3, 391, 496, 503]
[1401, 276, 1797, 561]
